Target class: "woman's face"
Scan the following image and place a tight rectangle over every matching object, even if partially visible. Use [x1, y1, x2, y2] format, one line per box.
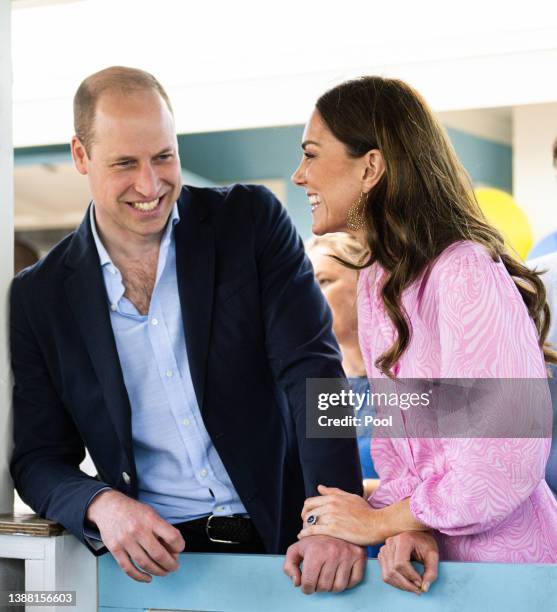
[308, 245, 359, 345]
[291, 109, 365, 235]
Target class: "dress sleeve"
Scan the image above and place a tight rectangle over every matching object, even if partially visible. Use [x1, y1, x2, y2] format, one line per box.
[367, 438, 422, 508]
[409, 244, 551, 535]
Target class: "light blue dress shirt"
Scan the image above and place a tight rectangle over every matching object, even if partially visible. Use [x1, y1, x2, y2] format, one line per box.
[90, 204, 246, 522]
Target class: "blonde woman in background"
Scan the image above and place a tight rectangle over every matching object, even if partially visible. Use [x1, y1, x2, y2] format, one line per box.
[306, 233, 379, 486]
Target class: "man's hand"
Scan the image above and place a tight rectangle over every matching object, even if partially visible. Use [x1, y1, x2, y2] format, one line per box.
[86, 490, 185, 582]
[377, 531, 439, 595]
[283, 535, 366, 594]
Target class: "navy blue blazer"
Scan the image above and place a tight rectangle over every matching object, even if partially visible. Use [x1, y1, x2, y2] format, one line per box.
[10, 184, 362, 554]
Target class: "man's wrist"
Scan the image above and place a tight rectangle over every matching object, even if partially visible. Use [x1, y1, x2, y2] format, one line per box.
[85, 488, 115, 525]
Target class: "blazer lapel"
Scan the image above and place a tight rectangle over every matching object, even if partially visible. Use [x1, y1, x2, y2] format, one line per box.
[63, 207, 134, 464]
[175, 188, 215, 412]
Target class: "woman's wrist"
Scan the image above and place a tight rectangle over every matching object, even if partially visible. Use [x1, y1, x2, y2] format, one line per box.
[368, 498, 428, 545]
[368, 506, 390, 545]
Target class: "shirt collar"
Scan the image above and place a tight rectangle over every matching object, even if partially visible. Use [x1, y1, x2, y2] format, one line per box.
[89, 202, 180, 269]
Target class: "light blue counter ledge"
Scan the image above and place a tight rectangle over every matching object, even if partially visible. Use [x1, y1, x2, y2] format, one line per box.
[98, 553, 556, 612]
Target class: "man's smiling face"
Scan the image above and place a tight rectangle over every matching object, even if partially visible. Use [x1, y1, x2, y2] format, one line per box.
[72, 88, 182, 245]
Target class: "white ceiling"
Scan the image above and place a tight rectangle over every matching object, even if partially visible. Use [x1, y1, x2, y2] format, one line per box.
[10, 0, 557, 146]
[15, 163, 89, 230]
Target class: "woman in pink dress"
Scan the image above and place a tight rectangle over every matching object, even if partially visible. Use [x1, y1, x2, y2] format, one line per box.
[291, 76, 557, 594]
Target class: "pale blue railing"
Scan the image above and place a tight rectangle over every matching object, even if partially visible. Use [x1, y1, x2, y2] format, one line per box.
[98, 553, 557, 611]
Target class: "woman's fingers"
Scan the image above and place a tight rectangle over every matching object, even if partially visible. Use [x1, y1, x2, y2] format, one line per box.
[393, 537, 423, 588]
[301, 494, 337, 519]
[298, 524, 330, 539]
[301, 485, 351, 518]
[317, 485, 349, 496]
[378, 542, 422, 595]
[420, 548, 439, 592]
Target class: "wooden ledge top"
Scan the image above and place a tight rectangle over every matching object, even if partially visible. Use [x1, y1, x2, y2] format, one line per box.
[0, 513, 65, 537]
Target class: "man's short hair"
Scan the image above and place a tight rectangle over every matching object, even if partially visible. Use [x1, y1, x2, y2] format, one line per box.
[73, 66, 173, 156]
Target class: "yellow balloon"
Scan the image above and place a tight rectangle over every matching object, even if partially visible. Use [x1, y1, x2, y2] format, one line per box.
[475, 187, 533, 260]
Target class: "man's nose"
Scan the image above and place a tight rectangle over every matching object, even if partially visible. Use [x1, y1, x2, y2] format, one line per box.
[135, 163, 160, 198]
[291, 160, 306, 186]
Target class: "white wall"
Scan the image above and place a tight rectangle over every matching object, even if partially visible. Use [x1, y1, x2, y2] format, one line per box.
[439, 108, 512, 146]
[513, 103, 557, 244]
[0, 0, 14, 514]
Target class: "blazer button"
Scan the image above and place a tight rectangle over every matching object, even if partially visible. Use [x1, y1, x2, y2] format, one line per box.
[122, 472, 131, 485]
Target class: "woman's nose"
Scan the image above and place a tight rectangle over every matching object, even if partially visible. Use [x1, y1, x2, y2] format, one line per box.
[291, 160, 306, 186]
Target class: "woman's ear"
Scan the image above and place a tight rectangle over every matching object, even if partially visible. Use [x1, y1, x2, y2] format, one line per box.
[362, 149, 385, 192]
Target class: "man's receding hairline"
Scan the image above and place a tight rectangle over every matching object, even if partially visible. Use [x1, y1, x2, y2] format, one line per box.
[73, 66, 173, 155]
[94, 87, 172, 114]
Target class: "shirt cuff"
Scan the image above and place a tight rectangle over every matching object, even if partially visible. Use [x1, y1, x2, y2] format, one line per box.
[83, 486, 112, 549]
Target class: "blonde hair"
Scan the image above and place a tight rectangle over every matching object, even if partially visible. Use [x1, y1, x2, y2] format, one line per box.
[306, 232, 368, 264]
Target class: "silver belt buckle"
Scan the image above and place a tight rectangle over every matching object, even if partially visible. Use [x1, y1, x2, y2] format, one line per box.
[205, 514, 240, 544]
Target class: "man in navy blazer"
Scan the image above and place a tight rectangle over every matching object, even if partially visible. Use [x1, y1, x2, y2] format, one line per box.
[10, 66, 365, 592]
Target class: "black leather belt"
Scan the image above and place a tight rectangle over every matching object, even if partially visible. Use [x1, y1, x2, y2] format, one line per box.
[174, 514, 261, 546]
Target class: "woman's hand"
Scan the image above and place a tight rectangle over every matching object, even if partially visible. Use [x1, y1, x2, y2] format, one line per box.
[377, 531, 439, 595]
[299, 485, 384, 546]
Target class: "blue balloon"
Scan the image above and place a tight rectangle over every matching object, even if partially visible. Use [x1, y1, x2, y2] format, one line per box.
[529, 231, 557, 259]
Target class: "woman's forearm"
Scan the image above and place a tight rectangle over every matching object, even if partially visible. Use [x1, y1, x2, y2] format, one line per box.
[372, 498, 429, 543]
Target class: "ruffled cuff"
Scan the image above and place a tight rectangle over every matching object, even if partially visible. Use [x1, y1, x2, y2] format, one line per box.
[368, 476, 422, 509]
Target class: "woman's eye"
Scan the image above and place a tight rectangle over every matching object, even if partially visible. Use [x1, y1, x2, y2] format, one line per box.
[319, 278, 331, 287]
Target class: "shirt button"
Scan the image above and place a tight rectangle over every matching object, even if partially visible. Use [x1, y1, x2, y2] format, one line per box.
[200, 469, 208, 478]
[151, 318, 158, 326]
[122, 472, 131, 485]
[110, 267, 117, 275]
[110, 304, 117, 312]
[166, 369, 173, 378]
[182, 418, 190, 427]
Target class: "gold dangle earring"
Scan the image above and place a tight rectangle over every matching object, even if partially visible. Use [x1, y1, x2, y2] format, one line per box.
[346, 192, 366, 231]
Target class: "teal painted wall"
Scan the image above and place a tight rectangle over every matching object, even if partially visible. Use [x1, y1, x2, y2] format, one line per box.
[177, 126, 313, 237]
[446, 128, 512, 193]
[15, 125, 512, 241]
[178, 125, 513, 240]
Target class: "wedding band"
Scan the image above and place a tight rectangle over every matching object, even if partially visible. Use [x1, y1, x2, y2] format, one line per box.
[307, 514, 317, 525]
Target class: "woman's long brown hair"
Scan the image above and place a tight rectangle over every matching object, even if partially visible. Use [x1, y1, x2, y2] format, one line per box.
[316, 76, 557, 377]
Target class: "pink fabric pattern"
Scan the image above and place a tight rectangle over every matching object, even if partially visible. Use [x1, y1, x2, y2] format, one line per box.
[358, 241, 557, 562]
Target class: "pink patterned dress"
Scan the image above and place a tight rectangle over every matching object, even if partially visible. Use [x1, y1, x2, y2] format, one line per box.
[358, 240, 557, 562]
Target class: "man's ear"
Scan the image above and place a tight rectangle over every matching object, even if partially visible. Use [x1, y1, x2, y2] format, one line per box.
[71, 135, 89, 175]
[361, 149, 385, 193]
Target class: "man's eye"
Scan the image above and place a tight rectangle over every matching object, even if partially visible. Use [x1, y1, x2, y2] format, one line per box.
[303, 152, 315, 159]
[158, 154, 173, 161]
[115, 161, 133, 168]
[319, 278, 331, 287]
